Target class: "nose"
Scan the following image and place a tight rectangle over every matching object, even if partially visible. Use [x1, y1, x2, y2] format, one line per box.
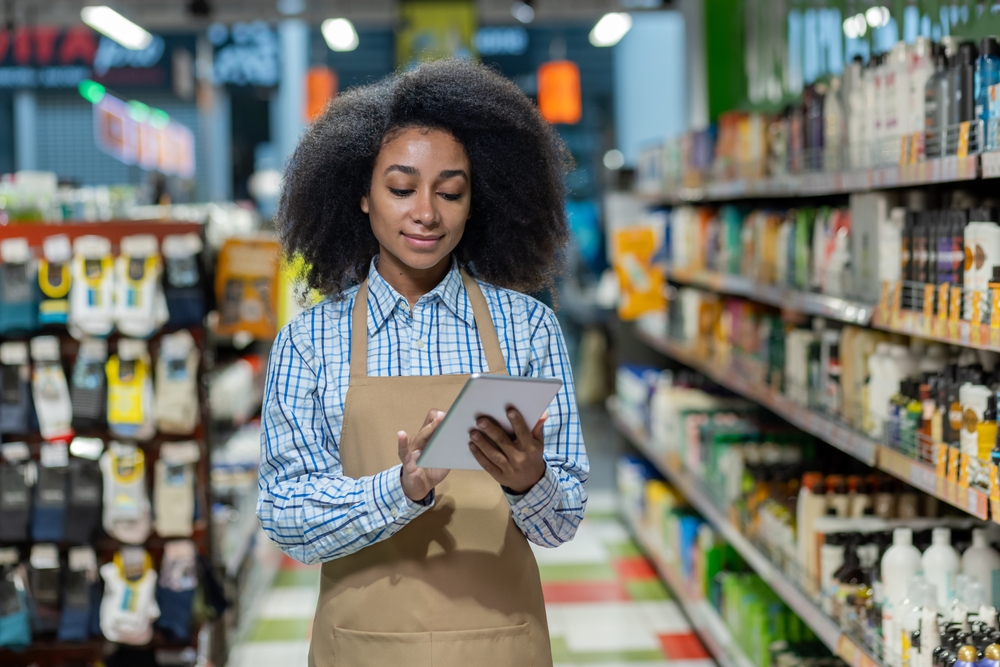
[411, 187, 439, 227]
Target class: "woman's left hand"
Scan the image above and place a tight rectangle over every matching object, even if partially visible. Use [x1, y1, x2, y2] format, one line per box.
[469, 408, 549, 494]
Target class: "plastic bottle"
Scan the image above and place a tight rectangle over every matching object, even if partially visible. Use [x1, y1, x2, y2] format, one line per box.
[961, 382, 993, 459]
[977, 38, 1000, 149]
[899, 576, 938, 667]
[884, 528, 927, 661]
[909, 38, 937, 139]
[962, 528, 1000, 607]
[926, 49, 952, 158]
[924, 527, 962, 608]
[825, 77, 846, 171]
[980, 396, 999, 462]
[955, 41, 980, 127]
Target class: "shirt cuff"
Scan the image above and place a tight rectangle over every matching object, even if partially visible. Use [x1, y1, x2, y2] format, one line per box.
[378, 464, 434, 524]
[504, 465, 560, 521]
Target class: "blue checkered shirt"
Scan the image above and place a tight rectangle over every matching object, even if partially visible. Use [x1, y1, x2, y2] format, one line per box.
[257, 259, 589, 564]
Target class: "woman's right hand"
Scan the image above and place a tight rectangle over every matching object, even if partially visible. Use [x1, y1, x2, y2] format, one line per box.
[398, 409, 450, 502]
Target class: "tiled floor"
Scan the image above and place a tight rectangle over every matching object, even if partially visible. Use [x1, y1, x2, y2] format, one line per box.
[227, 492, 713, 667]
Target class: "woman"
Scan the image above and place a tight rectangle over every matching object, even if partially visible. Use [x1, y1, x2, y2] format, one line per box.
[257, 59, 588, 667]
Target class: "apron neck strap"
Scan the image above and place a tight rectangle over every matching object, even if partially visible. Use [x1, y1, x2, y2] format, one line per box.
[349, 268, 507, 378]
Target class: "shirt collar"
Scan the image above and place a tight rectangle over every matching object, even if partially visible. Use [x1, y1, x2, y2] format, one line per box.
[365, 257, 475, 334]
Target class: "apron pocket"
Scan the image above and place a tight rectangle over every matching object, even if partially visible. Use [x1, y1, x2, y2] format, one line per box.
[332, 627, 432, 667]
[430, 622, 533, 667]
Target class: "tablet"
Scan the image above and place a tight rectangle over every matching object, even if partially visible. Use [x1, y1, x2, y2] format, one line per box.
[417, 374, 563, 470]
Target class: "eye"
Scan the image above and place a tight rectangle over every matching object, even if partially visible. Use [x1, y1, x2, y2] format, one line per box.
[388, 187, 413, 197]
[439, 193, 462, 201]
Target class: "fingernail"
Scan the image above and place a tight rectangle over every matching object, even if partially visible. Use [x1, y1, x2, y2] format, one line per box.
[470, 431, 481, 441]
[507, 409, 516, 418]
[477, 419, 488, 428]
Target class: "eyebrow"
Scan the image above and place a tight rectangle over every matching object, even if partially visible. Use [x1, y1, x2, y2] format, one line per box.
[383, 164, 468, 181]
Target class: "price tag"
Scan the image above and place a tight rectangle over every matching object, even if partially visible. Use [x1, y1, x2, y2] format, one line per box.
[936, 443, 949, 478]
[959, 453, 972, 488]
[948, 446, 961, 483]
[937, 284, 951, 336]
[923, 284, 936, 332]
[899, 135, 911, 165]
[879, 281, 891, 321]
[891, 280, 903, 327]
[973, 291, 983, 326]
[993, 288, 1000, 329]
[910, 131, 922, 164]
[958, 121, 972, 158]
[989, 464, 1000, 524]
[950, 287, 963, 322]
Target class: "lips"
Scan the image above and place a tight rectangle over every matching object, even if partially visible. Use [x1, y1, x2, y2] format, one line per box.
[403, 233, 443, 249]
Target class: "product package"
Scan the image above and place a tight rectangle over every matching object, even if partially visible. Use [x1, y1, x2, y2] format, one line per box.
[213, 236, 281, 339]
[0, 342, 33, 436]
[114, 234, 169, 339]
[162, 233, 206, 329]
[31, 443, 69, 542]
[106, 339, 156, 441]
[0, 553, 31, 650]
[155, 540, 197, 642]
[68, 235, 115, 339]
[100, 442, 151, 545]
[37, 234, 72, 326]
[0, 443, 32, 543]
[154, 330, 200, 435]
[30, 336, 73, 442]
[64, 438, 104, 544]
[70, 338, 108, 432]
[57, 546, 98, 642]
[99, 548, 160, 645]
[0, 237, 38, 335]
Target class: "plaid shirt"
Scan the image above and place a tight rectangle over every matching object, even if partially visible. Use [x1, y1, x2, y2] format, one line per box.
[257, 259, 588, 564]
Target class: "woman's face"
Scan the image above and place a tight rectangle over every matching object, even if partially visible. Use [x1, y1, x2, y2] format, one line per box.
[362, 127, 471, 273]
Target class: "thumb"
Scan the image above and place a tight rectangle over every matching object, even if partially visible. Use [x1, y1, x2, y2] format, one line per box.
[531, 411, 550, 440]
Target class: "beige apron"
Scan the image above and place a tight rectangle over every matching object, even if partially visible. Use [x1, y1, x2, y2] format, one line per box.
[308, 271, 552, 667]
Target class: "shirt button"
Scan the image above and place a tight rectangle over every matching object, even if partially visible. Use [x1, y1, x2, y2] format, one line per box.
[414, 338, 425, 349]
[345, 526, 354, 535]
[390, 509, 398, 518]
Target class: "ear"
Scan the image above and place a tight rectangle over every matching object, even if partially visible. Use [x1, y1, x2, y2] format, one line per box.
[360, 193, 370, 214]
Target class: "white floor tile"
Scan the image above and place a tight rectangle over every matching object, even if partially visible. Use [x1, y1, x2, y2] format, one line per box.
[633, 600, 691, 634]
[557, 602, 661, 653]
[256, 587, 319, 619]
[229, 640, 310, 667]
[586, 489, 619, 514]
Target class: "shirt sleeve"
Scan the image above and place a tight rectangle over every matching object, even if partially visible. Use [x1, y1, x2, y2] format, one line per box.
[256, 322, 432, 565]
[504, 305, 589, 547]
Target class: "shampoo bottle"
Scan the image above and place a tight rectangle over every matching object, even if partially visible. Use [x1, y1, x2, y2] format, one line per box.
[924, 527, 962, 609]
[884, 528, 927, 661]
[961, 528, 1000, 607]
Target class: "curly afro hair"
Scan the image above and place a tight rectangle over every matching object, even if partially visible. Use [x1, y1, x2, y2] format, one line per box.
[276, 58, 573, 298]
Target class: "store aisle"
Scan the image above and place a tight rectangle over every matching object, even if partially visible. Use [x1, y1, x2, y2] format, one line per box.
[228, 490, 712, 667]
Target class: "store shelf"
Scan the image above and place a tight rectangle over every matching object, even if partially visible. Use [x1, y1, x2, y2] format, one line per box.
[623, 515, 756, 667]
[870, 306, 1000, 354]
[633, 327, 877, 465]
[652, 155, 981, 205]
[631, 326, 991, 519]
[608, 398, 853, 657]
[666, 267, 875, 326]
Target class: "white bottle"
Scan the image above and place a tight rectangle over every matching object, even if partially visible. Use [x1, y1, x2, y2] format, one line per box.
[908, 38, 936, 138]
[962, 528, 1000, 606]
[899, 576, 938, 667]
[923, 527, 961, 609]
[883, 528, 925, 661]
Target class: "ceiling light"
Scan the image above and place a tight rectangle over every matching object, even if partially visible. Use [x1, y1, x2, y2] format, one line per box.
[843, 16, 859, 38]
[81, 6, 153, 50]
[603, 149, 625, 170]
[589, 13, 632, 48]
[511, 1, 535, 24]
[321, 18, 359, 52]
[866, 6, 890, 28]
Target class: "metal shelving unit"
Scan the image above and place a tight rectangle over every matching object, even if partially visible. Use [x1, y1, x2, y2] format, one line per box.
[665, 267, 875, 326]
[608, 399, 878, 667]
[631, 326, 990, 520]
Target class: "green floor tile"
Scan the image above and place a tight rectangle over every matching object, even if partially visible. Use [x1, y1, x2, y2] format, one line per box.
[584, 509, 619, 521]
[626, 578, 671, 600]
[272, 569, 321, 588]
[605, 541, 642, 558]
[248, 618, 312, 642]
[550, 637, 665, 663]
[538, 562, 617, 582]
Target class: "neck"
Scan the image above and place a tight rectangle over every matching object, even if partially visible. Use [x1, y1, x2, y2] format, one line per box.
[375, 249, 452, 309]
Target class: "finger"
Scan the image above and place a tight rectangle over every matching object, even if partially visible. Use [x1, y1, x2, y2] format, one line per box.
[531, 411, 549, 440]
[474, 417, 517, 455]
[471, 434, 512, 473]
[422, 408, 443, 428]
[506, 407, 533, 448]
[411, 411, 445, 451]
[469, 441, 504, 477]
[397, 431, 410, 463]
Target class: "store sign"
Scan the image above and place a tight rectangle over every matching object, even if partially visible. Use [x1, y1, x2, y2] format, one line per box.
[94, 94, 195, 178]
[0, 26, 190, 89]
[209, 21, 280, 87]
[537, 60, 582, 125]
[475, 27, 529, 56]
